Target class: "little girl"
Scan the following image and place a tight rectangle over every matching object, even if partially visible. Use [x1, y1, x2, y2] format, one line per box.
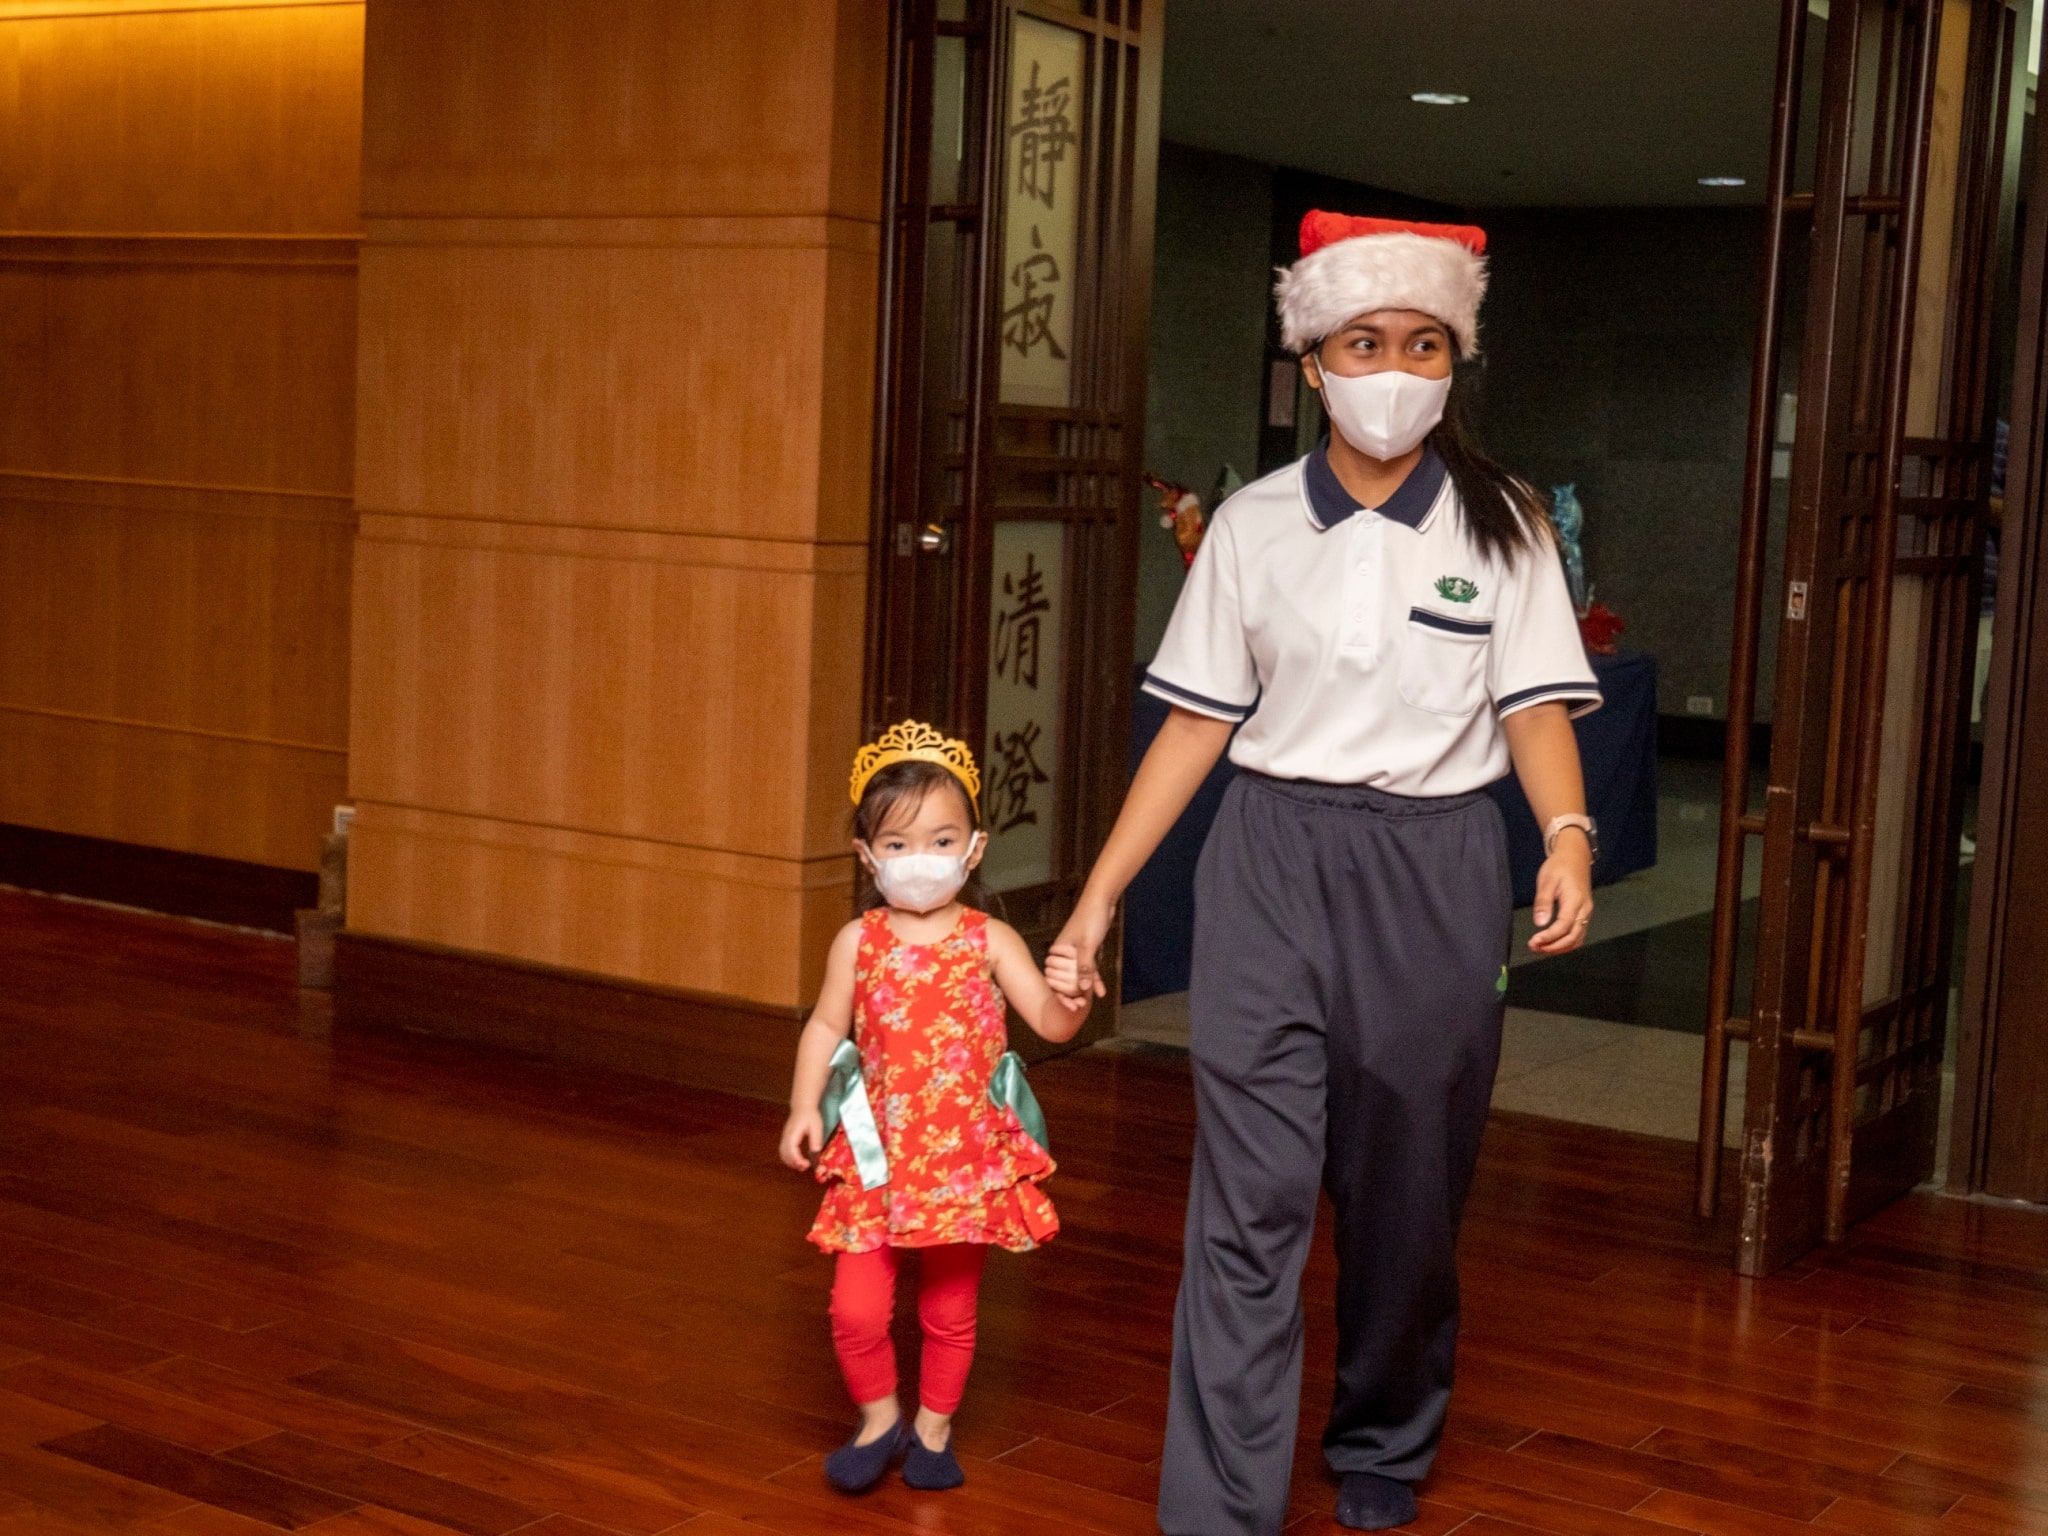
[779, 721, 1088, 1495]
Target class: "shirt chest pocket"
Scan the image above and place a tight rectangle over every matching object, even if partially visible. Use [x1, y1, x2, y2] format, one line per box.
[1397, 608, 1493, 717]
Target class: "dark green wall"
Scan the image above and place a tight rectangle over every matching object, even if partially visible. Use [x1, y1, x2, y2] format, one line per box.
[1136, 142, 1274, 661]
[1472, 207, 1776, 720]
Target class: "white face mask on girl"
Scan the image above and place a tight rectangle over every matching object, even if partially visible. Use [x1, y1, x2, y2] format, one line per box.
[859, 832, 986, 914]
[1314, 365, 1452, 462]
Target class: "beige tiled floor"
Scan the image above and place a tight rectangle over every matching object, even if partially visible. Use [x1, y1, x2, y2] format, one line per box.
[1492, 1009, 1744, 1146]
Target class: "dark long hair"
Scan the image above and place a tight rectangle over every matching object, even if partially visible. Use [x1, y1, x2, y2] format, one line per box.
[851, 759, 990, 914]
[1429, 369, 1553, 569]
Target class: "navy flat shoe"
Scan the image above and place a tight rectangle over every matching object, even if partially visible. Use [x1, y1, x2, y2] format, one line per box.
[824, 1420, 910, 1493]
[1335, 1472, 1417, 1530]
[903, 1435, 965, 1490]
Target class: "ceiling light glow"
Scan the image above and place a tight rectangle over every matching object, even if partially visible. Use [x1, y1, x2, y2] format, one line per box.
[1698, 176, 1748, 187]
[1409, 91, 1470, 106]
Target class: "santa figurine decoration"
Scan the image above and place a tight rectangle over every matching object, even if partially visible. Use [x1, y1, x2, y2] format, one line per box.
[1145, 474, 1206, 568]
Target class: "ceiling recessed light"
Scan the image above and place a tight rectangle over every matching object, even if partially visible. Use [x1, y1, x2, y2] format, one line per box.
[1410, 91, 1471, 106]
[1698, 176, 1748, 187]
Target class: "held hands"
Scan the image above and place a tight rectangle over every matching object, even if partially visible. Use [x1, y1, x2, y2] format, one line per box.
[1042, 943, 1091, 1015]
[1528, 831, 1595, 955]
[1050, 901, 1113, 1001]
[778, 1106, 824, 1172]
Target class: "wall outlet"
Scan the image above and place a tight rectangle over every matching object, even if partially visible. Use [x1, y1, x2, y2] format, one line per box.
[1686, 695, 1715, 716]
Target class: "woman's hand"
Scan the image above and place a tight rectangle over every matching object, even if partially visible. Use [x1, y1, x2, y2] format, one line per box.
[1051, 898, 1114, 999]
[779, 1107, 824, 1172]
[1042, 943, 1090, 1012]
[1528, 835, 1594, 955]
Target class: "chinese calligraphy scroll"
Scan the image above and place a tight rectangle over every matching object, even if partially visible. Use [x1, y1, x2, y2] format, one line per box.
[982, 521, 1066, 891]
[999, 16, 1084, 408]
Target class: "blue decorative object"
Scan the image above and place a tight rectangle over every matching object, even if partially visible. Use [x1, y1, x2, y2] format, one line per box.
[1552, 482, 1588, 612]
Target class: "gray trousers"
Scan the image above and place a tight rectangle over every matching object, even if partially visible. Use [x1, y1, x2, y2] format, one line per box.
[1157, 773, 1510, 1536]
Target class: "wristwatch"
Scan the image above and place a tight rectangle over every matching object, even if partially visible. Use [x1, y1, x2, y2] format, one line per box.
[1543, 813, 1599, 862]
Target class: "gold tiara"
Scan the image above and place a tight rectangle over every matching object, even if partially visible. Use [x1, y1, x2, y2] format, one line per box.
[850, 721, 981, 806]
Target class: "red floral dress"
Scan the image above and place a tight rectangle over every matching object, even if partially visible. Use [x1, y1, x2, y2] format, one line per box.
[809, 907, 1058, 1254]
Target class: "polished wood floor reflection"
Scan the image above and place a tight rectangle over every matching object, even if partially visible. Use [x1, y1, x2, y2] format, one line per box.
[4, 887, 2048, 1534]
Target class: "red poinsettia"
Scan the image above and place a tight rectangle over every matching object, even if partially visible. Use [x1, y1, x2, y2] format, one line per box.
[1578, 601, 1625, 656]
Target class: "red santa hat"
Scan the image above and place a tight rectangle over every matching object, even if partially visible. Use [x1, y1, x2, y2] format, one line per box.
[1274, 211, 1490, 358]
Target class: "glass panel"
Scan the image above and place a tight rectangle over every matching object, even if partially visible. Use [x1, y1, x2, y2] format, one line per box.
[937, 0, 968, 19]
[982, 520, 1065, 891]
[930, 35, 967, 205]
[998, 16, 1085, 406]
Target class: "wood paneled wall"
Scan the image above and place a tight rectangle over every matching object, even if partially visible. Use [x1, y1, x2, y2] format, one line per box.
[346, 0, 887, 1009]
[0, 0, 364, 872]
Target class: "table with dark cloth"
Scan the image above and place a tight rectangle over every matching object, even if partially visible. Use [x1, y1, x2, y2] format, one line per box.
[1120, 649, 1658, 1003]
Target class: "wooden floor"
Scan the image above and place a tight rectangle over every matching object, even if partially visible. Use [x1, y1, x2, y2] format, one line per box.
[4, 891, 2048, 1536]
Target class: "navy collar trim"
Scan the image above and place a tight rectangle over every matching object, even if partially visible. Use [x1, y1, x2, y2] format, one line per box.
[1303, 441, 1448, 532]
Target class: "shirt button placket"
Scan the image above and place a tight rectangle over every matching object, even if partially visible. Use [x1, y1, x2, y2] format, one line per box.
[1344, 517, 1382, 660]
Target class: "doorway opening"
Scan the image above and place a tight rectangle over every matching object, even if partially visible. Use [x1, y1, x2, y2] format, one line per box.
[867, 0, 2037, 1268]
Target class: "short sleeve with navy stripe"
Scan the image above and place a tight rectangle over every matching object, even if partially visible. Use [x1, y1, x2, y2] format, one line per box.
[1143, 512, 1257, 723]
[1141, 446, 1601, 796]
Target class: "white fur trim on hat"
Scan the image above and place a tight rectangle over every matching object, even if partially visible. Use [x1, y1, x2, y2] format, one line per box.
[1275, 231, 1488, 357]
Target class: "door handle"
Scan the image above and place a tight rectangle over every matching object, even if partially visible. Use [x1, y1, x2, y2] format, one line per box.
[897, 521, 955, 557]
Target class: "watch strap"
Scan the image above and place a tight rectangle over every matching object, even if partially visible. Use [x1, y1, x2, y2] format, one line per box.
[1543, 813, 1598, 860]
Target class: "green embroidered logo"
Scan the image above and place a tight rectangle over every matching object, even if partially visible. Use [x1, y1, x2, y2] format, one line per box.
[1436, 575, 1481, 604]
[1496, 966, 1509, 996]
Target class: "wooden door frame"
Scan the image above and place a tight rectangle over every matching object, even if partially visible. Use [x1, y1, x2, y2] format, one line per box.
[862, 0, 1163, 1049]
[1697, 0, 2016, 1273]
[1951, 71, 2048, 1198]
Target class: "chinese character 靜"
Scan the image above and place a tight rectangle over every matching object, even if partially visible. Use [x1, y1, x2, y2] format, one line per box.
[1010, 61, 1076, 210]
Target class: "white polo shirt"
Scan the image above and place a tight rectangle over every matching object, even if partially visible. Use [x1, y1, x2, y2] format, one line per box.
[1143, 444, 1601, 796]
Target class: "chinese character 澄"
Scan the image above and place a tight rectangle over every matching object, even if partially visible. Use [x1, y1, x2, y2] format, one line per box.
[988, 721, 1051, 834]
[994, 551, 1053, 690]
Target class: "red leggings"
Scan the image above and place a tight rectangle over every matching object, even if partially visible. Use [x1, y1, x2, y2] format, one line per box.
[830, 1244, 987, 1414]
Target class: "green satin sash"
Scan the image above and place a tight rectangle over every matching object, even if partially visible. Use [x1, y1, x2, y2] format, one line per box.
[819, 1038, 890, 1191]
[990, 1050, 1049, 1153]
[820, 1043, 1050, 1194]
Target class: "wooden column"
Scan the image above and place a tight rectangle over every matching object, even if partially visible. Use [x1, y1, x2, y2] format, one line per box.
[342, 0, 887, 1063]
[0, 0, 363, 889]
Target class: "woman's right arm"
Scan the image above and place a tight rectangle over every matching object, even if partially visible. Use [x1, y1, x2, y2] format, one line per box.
[1053, 706, 1235, 998]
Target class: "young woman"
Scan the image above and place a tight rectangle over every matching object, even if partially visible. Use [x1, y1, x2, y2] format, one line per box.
[1053, 213, 1601, 1534]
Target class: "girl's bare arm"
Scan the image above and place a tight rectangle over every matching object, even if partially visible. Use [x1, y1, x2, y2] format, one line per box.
[987, 921, 1090, 1044]
[779, 920, 863, 1169]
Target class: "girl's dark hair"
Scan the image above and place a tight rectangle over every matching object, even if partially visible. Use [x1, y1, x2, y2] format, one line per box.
[1428, 367, 1554, 568]
[851, 759, 989, 913]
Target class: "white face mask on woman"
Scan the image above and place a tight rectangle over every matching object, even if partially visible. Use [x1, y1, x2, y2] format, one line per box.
[1314, 365, 1452, 462]
[859, 832, 986, 913]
